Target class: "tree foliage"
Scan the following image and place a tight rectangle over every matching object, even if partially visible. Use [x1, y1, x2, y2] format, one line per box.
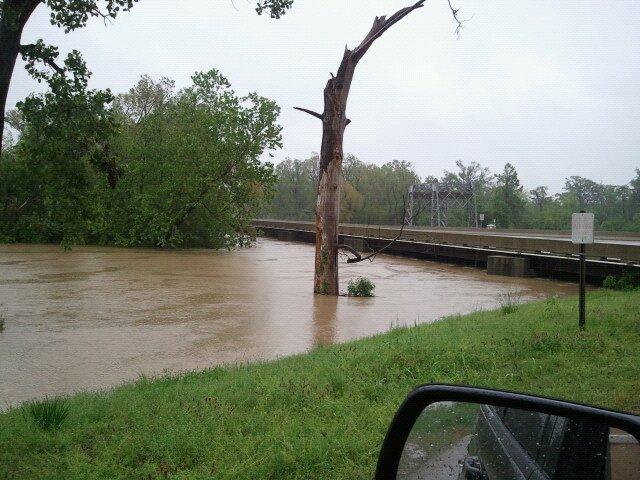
[266, 157, 640, 232]
[1, 50, 116, 246]
[103, 70, 282, 248]
[255, 0, 293, 18]
[492, 162, 526, 228]
[1, 71, 282, 247]
[0, 0, 294, 151]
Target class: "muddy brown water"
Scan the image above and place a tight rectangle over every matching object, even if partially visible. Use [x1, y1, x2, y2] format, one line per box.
[0, 239, 578, 408]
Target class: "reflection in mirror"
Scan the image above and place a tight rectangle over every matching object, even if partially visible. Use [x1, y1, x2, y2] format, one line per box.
[397, 401, 640, 480]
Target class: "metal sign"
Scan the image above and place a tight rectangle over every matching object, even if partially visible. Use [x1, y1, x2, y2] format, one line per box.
[571, 212, 594, 244]
[479, 213, 485, 221]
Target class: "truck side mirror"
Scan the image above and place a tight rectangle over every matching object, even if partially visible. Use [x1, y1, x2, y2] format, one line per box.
[375, 384, 640, 480]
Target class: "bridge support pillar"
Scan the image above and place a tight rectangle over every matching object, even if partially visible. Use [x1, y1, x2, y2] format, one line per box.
[487, 256, 533, 277]
[277, 230, 296, 242]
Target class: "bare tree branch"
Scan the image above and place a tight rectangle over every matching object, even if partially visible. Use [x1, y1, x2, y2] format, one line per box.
[338, 195, 426, 264]
[447, 0, 464, 36]
[352, 0, 426, 61]
[338, 222, 407, 263]
[43, 58, 65, 76]
[294, 107, 323, 120]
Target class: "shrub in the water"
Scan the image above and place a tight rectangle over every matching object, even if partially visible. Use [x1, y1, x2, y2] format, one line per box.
[347, 277, 375, 297]
[27, 397, 69, 431]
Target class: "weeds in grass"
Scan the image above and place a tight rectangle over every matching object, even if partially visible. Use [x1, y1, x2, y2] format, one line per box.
[347, 277, 375, 297]
[26, 397, 69, 431]
[543, 295, 561, 320]
[497, 291, 522, 315]
[528, 331, 563, 353]
[327, 372, 345, 396]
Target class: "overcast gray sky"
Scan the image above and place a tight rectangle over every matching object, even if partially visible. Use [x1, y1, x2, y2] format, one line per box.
[7, 0, 640, 192]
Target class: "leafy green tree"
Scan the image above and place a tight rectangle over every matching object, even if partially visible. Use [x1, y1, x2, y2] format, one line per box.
[376, 160, 420, 224]
[266, 158, 640, 232]
[0, 51, 117, 245]
[631, 169, 640, 201]
[112, 74, 174, 124]
[594, 185, 626, 229]
[345, 159, 419, 224]
[524, 185, 552, 228]
[562, 176, 603, 211]
[630, 169, 640, 230]
[266, 156, 317, 220]
[529, 186, 550, 211]
[1, 69, 283, 247]
[441, 160, 492, 226]
[492, 163, 525, 228]
[441, 160, 492, 194]
[340, 179, 363, 223]
[0, 0, 294, 153]
[267, 155, 421, 226]
[101, 70, 282, 248]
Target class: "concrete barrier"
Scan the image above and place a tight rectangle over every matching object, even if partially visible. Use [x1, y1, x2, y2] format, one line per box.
[252, 219, 640, 282]
[252, 219, 640, 263]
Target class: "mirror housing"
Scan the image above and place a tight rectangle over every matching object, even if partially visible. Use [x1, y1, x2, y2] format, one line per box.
[375, 384, 640, 480]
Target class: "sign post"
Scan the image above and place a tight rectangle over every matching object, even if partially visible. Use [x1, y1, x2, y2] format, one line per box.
[479, 213, 485, 228]
[571, 211, 594, 330]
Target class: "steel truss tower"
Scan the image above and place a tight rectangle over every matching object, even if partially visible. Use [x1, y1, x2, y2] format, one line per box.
[408, 183, 477, 227]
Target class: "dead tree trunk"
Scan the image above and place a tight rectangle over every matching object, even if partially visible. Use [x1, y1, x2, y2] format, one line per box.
[296, 0, 426, 295]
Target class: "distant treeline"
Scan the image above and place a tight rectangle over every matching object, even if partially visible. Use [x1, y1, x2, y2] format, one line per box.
[1, 72, 281, 248]
[3, 66, 639, 249]
[264, 155, 640, 231]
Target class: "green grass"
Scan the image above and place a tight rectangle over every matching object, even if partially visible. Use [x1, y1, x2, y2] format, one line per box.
[1, 289, 639, 479]
[25, 397, 70, 431]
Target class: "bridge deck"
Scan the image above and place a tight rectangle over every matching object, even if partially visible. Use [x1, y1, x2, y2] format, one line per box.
[252, 220, 640, 281]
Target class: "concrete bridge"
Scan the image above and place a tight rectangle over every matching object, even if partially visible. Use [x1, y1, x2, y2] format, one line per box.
[252, 219, 640, 282]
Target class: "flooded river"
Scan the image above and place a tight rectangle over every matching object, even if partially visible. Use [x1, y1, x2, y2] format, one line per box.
[0, 239, 578, 408]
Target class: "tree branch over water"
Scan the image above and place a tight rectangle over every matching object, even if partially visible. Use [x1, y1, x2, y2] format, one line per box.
[338, 196, 426, 264]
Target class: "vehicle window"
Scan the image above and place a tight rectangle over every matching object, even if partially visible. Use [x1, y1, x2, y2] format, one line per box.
[537, 414, 565, 477]
[501, 408, 550, 460]
[542, 417, 610, 479]
[494, 406, 508, 418]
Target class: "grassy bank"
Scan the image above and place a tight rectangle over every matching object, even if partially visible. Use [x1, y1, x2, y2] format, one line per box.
[1, 290, 639, 479]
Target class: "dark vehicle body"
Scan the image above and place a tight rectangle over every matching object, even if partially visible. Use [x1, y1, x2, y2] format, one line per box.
[463, 405, 608, 480]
